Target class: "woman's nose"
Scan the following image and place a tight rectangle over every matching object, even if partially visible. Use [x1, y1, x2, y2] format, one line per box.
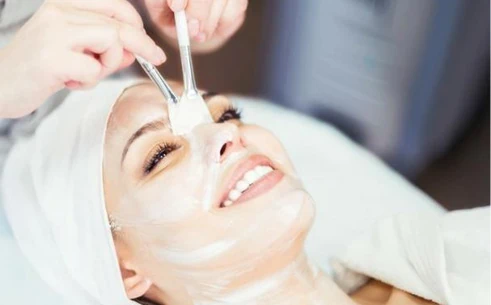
[219, 133, 243, 162]
[194, 123, 244, 163]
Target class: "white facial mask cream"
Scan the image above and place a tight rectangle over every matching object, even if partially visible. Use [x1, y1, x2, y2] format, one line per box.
[114, 185, 317, 304]
[168, 94, 213, 135]
[107, 104, 342, 303]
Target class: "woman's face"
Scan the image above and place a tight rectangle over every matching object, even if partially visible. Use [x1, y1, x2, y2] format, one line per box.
[103, 82, 315, 302]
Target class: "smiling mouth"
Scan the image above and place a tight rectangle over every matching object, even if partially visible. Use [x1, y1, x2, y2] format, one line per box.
[219, 155, 284, 208]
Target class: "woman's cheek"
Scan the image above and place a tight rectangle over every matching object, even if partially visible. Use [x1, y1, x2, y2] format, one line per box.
[240, 125, 296, 173]
[137, 177, 202, 223]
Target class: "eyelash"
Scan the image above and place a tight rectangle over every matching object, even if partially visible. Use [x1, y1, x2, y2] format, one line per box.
[217, 106, 242, 123]
[144, 143, 180, 174]
[143, 106, 242, 174]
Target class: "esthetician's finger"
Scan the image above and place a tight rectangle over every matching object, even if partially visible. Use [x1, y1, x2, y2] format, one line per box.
[65, 8, 160, 63]
[61, 52, 102, 87]
[118, 23, 167, 65]
[71, 21, 166, 66]
[156, 15, 200, 41]
[144, 0, 173, 26]
[69, 23, 118, 52]
[200, 0, 227, 42]
[152, 8, 179, 39]
[184, 0, 213, 37]
[68, 24, 124, 77]
[99, 42, 125, 78]
[65, 47, 130, 88]
[64, 81, 83, 90]
[62, 0, 144, 29]
[215, 0, 247, 38]
[166, 0, 188, 12]
[215, 11, 245, 39]
[118, 50, 136, 71]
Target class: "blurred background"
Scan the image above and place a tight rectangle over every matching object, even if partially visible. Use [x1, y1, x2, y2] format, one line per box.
[154, 0, 490, 211]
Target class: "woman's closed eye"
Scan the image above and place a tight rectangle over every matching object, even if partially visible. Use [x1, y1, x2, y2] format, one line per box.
[142, 107, 242, 175]
[216, 106, 241, 123]
[144, 143, 180, 174]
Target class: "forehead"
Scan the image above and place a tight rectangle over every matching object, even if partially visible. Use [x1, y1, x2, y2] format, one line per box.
[108, 82, 169, 129]
[108, 81, 188, 134]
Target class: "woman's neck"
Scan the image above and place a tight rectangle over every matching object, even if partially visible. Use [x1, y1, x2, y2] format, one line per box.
[148, 252, 356, 305]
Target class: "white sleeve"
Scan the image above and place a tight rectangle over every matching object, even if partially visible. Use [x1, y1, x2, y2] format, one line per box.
[0, 0, 42, 28]
[0, 0, 43, 48]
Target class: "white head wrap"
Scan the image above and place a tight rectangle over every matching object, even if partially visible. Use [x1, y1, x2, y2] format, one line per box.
[2, 79, 144, 305]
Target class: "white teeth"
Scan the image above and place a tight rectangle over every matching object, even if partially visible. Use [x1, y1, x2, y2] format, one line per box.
[228, 189, 241, 201]
[244, 170, 260, 184]
[235, 180, 249, 192]
[222, 164, 275, 207]
[256, 165, 273, 176]
[255, 166, 267, 176]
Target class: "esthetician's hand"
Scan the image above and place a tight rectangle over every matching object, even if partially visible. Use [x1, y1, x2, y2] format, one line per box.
[0, 0, 166, 118]
[143, 0, 248, 53]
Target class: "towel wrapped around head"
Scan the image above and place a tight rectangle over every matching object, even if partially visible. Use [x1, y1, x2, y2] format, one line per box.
[2, 79, 143, 305]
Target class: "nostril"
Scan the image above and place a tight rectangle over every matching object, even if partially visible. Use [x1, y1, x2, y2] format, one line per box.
[220, 142, 229, 157]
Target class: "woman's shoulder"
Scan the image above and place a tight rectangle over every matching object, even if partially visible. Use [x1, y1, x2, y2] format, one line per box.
[352, 280, 438, 305]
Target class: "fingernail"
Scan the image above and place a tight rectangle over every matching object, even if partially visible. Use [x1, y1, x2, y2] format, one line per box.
[154, 47, 167, 64]
[169, 0, 185, 11]
[196, 32, 207, 43]
[188, 19, 200, 37]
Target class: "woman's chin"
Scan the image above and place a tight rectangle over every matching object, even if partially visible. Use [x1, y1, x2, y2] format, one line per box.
[217, 192, 315, 290]
[225, 176, 315, 252]
[242, 189, 316, 271]
[270, 189, 316, 256]
[258, 180, 316, 245]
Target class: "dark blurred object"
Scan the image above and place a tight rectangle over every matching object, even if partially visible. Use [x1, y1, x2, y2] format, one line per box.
[260, 0, 489, 179]
[416, 79, 490, 210]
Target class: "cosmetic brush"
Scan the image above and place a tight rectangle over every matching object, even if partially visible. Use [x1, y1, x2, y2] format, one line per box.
[135, 55, 178, 104]
[168, 10, 212, 135]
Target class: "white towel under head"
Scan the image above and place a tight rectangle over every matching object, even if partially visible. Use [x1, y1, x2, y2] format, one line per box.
[2, 79, 144, 305]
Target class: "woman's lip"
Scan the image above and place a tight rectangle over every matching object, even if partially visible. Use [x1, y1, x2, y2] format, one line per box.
[231, 170, 284, 205]
[218, 154, 277, 207]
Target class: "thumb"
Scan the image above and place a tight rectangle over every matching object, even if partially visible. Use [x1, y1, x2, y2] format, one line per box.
[146, 0, 173, 26]
[166, 0, 188, 12]
[145, 0, 166, 10]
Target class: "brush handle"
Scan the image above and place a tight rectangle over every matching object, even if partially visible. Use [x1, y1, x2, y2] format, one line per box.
[175, 11, 199, 97]
[175, 11, 190, 47]
[136, 55, 178, 104]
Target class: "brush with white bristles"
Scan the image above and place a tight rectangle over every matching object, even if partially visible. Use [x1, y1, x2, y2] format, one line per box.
[168, 10, 212, 135]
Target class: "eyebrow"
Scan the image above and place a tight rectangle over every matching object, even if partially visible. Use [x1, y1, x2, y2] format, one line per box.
[202, 91, 218, 100]
[119, 92, 218, 166]
[121, 120, 167, 166]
